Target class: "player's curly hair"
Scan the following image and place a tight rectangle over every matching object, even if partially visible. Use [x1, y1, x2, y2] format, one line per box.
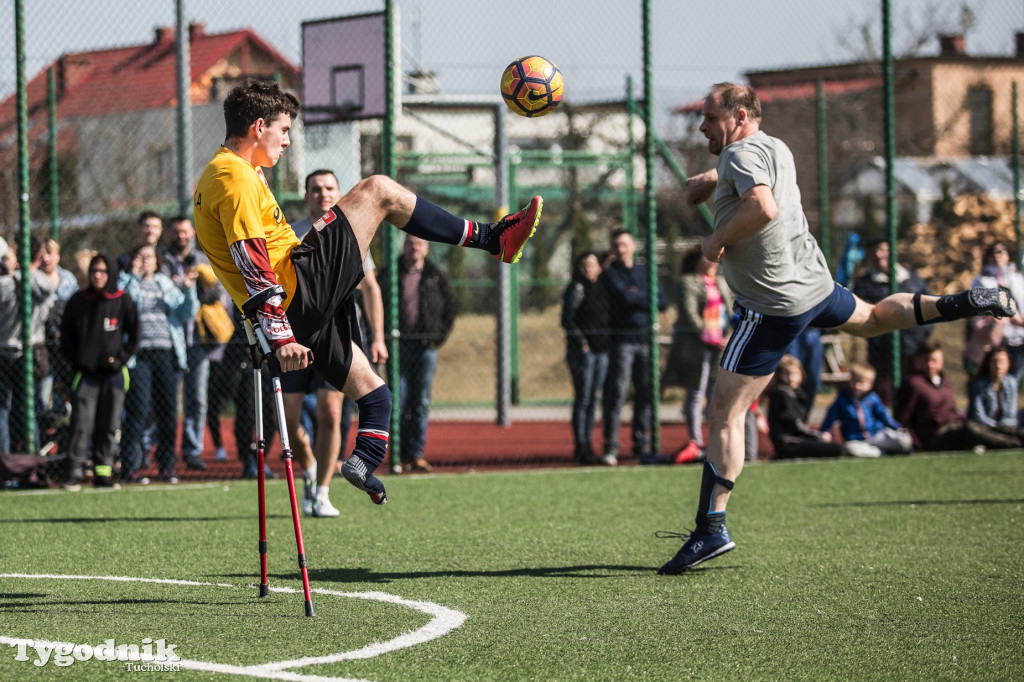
[710, 82, 761, 122]
[223, 78, 300, 139]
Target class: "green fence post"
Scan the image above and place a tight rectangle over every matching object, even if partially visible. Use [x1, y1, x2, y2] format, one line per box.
[816, 78, 831, 269]
[1013, 81, 1022, 259]
[642, 0, 660, 456]
[882, 0, 901, 392]
[16, 0, 36, 454]
[48, 67, 58, 239]
[383, 0, 401, 467]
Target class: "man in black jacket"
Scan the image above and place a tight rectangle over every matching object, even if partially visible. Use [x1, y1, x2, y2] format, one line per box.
[852, 238, 932, 406]
[599, 230, 668, 465]
[60, 254, 139, 488]
[380, 236, 456, 472]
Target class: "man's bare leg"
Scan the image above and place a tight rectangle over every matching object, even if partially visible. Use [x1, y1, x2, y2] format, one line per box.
[704, 369, 775, 511]
[840, 294, 936, 337]
[841, 289, 1017, 338]
[330, 174, 542, 265]
[282, 392, 317, 515]
[658, 368, 772, 575]
[314, 388, 344, 489]
[333, 176, 417, 257]
[308, 387, 344, 517]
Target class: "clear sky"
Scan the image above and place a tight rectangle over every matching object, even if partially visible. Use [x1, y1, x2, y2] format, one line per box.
[3, 0, 1022, 132]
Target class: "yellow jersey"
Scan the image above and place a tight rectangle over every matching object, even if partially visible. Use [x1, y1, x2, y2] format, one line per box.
[193, 147, 301, 311]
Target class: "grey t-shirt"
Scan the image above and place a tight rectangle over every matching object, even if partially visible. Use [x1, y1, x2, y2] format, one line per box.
[713, 130, 833, 316]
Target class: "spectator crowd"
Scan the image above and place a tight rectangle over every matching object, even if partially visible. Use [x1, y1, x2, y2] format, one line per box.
[563, 233, 1024, 466]
[3, 215, 1024, 491]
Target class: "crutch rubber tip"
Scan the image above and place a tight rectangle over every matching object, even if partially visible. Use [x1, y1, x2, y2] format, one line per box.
[305, 601, 316, 618]
[259, 584, 269, 598]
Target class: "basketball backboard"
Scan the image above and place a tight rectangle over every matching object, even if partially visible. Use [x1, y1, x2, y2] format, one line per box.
[302, 11, 393, 124]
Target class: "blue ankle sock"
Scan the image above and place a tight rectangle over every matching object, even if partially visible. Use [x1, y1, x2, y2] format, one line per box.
[404, 197, 493, 251]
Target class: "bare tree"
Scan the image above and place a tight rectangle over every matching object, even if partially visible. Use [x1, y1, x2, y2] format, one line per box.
[834, 1, 977, 61]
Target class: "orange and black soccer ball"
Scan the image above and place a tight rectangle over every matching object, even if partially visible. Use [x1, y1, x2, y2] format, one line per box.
[500, 55, 564, 118]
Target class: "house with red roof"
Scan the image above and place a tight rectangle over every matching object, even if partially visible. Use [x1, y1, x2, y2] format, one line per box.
[0, 23, 300, 230]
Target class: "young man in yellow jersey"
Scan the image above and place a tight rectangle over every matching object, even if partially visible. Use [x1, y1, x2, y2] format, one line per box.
[194, 79, 541, 506]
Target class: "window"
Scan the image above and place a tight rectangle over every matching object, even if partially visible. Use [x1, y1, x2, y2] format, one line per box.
[967, 85, 993, 156]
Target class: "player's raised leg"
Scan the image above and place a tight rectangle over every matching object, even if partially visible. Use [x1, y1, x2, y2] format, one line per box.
[331, 174, 542, 264]
[840, 287, 1017, 338]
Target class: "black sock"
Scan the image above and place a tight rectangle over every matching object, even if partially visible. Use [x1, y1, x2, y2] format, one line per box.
[694, 460, 733, 534]
[934, 291, 972, 322]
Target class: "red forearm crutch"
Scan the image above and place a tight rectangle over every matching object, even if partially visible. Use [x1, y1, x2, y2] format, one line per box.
[242, 285, 315, 617]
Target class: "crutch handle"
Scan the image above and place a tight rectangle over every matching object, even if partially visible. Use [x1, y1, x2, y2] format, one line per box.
[241, 284, 286, 319]
[242, 318, 284, 377]
[241, 285, 311, 377]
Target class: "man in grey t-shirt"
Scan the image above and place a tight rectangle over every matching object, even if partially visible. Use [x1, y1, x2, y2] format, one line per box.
[658, 82, 1017, 575]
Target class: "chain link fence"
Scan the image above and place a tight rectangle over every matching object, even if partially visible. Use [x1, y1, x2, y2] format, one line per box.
[1, 0, 1021, 484]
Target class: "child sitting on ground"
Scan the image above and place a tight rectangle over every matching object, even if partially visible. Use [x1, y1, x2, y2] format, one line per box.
[820, 361, 913, 457]
[766, 355, 842, 459]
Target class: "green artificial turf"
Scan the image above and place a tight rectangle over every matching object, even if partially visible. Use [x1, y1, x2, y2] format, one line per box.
[1, 452, 1022, 680]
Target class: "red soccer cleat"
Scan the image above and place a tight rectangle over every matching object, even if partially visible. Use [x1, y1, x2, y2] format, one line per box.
[490, 196, 542, 264]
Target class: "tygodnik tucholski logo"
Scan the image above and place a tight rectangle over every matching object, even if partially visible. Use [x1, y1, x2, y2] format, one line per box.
[8, 637, 180, 670]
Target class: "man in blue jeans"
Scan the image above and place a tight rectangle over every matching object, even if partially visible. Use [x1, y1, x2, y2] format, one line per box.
[380, 236, 456, 472]
[160, 216, 215, 471]
[599, 230, 667, 466]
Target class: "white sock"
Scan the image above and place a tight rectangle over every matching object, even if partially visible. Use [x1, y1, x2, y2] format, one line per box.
[316, 485, 329, 498]
[305, 461, 317, 485]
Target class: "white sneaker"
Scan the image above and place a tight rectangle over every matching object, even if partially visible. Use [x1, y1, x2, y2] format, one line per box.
[844, 441, 882, 458]
[214, 447, 228, 462]
[601, 454, 619, 466]
[313, 490, 340, 518]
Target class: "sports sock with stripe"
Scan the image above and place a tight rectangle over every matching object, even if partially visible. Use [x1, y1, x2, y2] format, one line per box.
[403, 196, 495, 252]
[350, 385, 391, 472]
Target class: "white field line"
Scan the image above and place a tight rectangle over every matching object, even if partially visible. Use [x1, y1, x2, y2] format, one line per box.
[0, 573, 467, 681]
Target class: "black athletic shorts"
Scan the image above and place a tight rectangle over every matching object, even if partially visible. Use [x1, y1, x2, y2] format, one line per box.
[286, 206, 364, 392]
[279, 365, 334, 394]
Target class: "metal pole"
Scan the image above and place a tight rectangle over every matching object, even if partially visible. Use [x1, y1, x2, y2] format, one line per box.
[271, 71, 283, 198]
[882, 0, 901, 390]
[626, 76, 638, 237]
[495, 104, 511, 426]
[175, 0, 194, 217]
[48, 68, 58, 239]
[642, 0, 661, 455]
[383, 0, 402, 464]
[1013, 81, 1022, 259]
[626, 94, 714, 229]
[15, 0, 35, 454]
[816, 78, 831, 269]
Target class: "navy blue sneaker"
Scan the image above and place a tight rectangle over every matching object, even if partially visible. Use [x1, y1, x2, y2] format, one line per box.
[656, 527, 736, 574]
[341, 454, 388, 505]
